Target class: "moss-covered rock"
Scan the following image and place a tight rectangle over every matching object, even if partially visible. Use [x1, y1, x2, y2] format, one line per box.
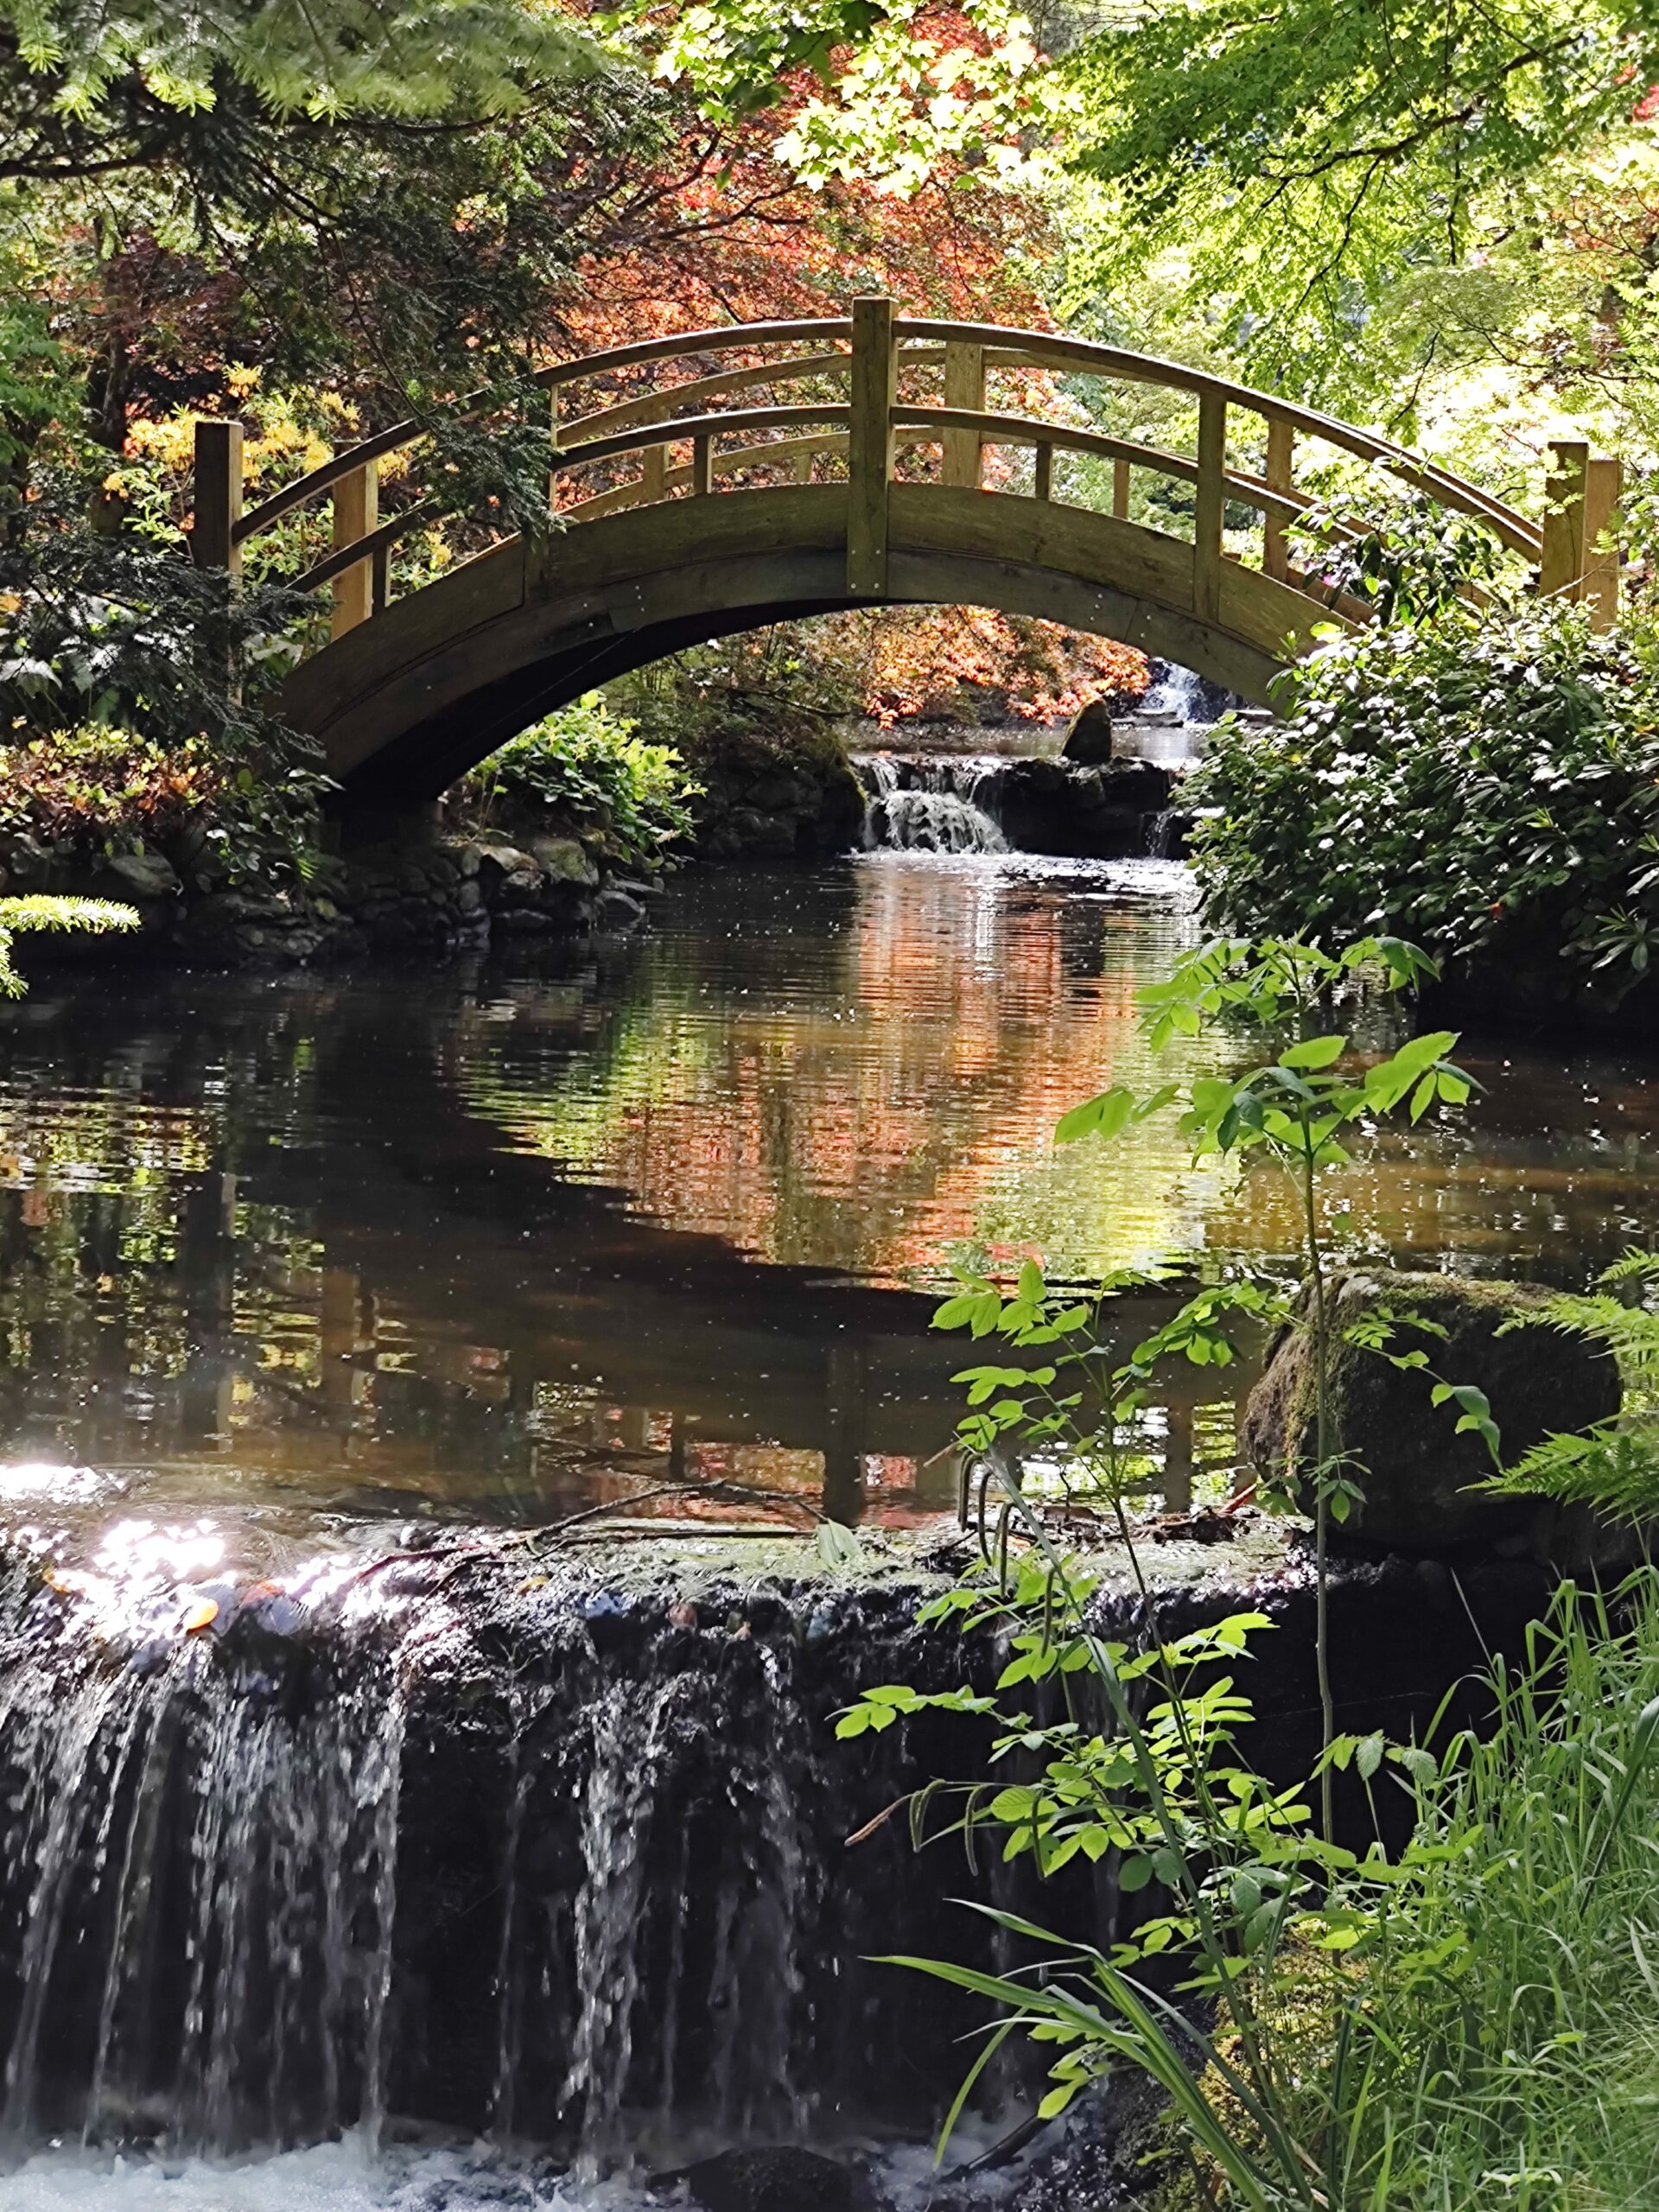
[1243, 1270, 1622, 1558]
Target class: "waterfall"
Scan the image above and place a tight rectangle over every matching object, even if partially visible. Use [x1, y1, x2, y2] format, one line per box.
[857, 757, 1007, 854]
[0, 1539, 1004, 2171]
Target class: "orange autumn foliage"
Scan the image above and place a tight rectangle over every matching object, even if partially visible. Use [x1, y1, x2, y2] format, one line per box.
[842, 607, 1150, 726]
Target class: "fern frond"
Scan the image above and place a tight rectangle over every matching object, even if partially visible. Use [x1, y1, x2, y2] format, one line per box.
[1597, 1250, 1659, 1289]
[1480, 1420, 1659, 1526]
[1503, 1291, 1659, 1408]
[0, 896, 141, 999]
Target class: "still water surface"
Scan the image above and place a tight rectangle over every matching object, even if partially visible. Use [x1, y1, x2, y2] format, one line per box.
[2, 853, 1656, 1567]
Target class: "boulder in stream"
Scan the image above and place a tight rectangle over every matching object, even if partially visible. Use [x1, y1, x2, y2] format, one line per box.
[676, 2147, 864, 2211]
[1243, 1270, 1622, 1558]
[1060, 697, 1115, 765]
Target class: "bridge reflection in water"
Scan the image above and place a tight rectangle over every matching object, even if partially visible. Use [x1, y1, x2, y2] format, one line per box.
[3, 861, 1658, 1573]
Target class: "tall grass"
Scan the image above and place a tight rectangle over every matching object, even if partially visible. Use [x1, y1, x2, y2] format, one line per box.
[1316, 1572, 1659, 2212]
[874, 1563, 1659, 2211]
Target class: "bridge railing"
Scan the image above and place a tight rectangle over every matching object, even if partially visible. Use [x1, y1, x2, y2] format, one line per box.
[191, 297, 1618, 648]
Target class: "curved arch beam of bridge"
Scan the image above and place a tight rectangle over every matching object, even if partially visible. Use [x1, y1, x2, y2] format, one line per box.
[283, 483, 1324, 809]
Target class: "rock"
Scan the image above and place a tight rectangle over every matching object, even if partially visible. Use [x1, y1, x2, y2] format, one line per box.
[531, 836, 600, 887]
[1243, 1270, 1623, 1556]
[594, 887, 645, 931]
[677, 2148, 861, 2212]
[1061, 696, 1115, 764]
[725, 808, 798, 858]
[97, 851, 180, 901]
[986, 758, 1174, 858]
[474, 842, 540, 894]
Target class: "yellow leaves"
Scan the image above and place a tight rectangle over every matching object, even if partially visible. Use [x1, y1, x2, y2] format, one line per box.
[181, 1597, 219, 1633]
[225, 364, 263, 397]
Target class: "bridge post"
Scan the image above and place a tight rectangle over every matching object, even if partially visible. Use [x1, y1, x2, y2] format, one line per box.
[1542, 440, 1620, 629]
[1194, 391, 1227, 624]
[1263, 418, 1294, 582]
[191, 419, 244, 578]
[848, 295, 896, 595]
[942, 340, 984, 489]
[330, 459, 379, 637]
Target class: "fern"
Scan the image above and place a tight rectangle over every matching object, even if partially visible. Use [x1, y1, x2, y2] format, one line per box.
[0, 895, 140, 999]
[1481, 1253, 1659, 1523]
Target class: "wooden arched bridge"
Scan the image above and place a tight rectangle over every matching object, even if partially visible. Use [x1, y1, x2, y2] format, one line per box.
[190, 298, 1619, 814]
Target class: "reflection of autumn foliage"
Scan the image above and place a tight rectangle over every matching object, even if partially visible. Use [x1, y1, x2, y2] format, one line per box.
[842, 607, 1150, 727]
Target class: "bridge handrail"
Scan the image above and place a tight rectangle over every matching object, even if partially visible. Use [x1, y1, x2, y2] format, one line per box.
[897, 318, 1542, 557]
[196, 297, 1620, 651]
[229, 325, 859, 549]
[533, 318, 854, 390]
[219, 308, 1538, 562]
[554, 404, 852, 474]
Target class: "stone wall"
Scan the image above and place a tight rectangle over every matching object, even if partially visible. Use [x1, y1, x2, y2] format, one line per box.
[683, 725, 866, 861]
[0, 829, 652, 970]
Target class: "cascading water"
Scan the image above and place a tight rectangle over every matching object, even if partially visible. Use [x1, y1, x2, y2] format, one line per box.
[0, 1531, 1015, 2195]
[857, 757, 1007, 854]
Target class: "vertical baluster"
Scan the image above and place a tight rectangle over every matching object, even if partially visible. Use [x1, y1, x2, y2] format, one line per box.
[942, 340, 984, 490]
[331, 458, 378, 638]
[847, 295, 896, 596]
[192, 420, 245, 579]
[1111, 455, 1130, 522]
[690, 435, 712, 496]
[642, 444, 666, 504]
[1193, 391, 1227, 624]
[1033, 442, 1053, 503]
[1263, 417, 1294, 582]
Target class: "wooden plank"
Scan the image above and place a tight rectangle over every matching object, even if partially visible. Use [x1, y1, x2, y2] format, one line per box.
[1220, 560, 1342, 661]
[1263, 418, 1294, 582]
[192, 420, 244, 576]
[537, 317, 853, 391]
[888, 482, 1195, 607]
[941, 341, 984, 489]
[1194, 391, 1226, 625]
[1541, 440, 1589, 601]
[1583, 454, 1621, 629]
[1112, 456, 1130, 520]
[562, 351, 850, 442]
[1033, 443, 1053, 503]
[847, 295, 896, 594]
[690, 435, 712, 495]
[641, 445, 666, 502]
[331, 459, 379, 637]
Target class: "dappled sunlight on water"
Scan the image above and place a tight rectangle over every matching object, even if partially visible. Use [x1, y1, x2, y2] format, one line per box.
[0, 854, 1656, 1554]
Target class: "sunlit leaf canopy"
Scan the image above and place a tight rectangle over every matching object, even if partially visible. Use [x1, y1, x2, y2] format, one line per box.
[3, 0, 597, 130]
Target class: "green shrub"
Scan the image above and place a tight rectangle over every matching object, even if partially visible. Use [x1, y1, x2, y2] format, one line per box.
[1189, 603, 1659, 992]
[461, 694, 700, 872]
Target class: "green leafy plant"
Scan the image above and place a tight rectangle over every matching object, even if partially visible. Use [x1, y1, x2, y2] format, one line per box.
[0, 531, 327, 885]
[458, 693, 700, 872]
[1189, 601, 1659, 995]
[1287, 485, 1512, 626]
[831, 935, 1591, 2209]
[0, 893, 139, 994]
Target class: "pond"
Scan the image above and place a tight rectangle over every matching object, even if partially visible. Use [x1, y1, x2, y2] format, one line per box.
[3, 849, 1656, 1581]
